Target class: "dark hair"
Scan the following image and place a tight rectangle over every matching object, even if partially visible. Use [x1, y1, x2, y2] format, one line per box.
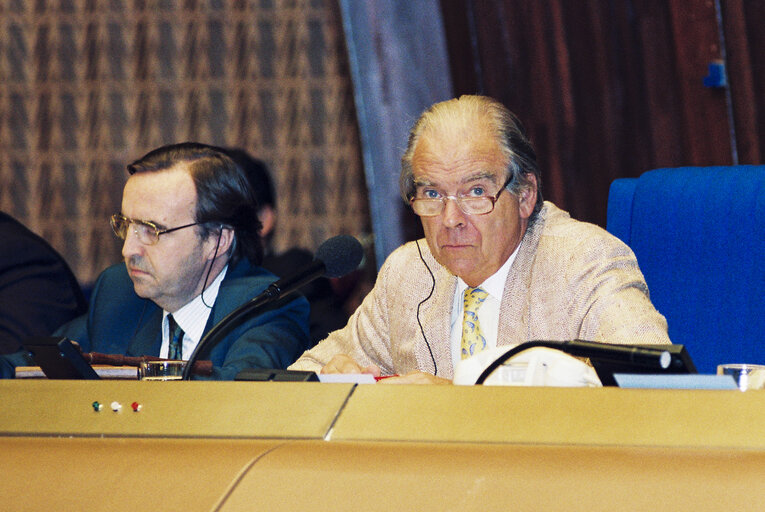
[223, 148, 275, 210]
[400, 95, 544, 222]
[127, 142, 263, 265]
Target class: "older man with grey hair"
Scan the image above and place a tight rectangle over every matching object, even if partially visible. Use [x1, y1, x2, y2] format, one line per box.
[290, 95, 669, 384]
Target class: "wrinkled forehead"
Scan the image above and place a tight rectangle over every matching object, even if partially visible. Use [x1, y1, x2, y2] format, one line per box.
[412, 121, 508, 183]
[413, 170, 497, 189]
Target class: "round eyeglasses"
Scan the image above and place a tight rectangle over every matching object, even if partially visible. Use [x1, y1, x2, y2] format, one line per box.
[110, 214, 201, 245]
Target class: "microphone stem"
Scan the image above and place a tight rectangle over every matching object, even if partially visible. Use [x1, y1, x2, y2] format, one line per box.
[180, 242, 351, 380]
[180, 262, 324, 380]
[180, 292, 273, 380]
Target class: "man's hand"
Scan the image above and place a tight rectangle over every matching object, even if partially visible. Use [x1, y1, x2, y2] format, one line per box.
[377, 370, 452, 385]
[320, 354, 381, 377]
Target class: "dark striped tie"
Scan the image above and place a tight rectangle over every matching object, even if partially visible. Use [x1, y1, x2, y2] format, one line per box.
[167, 314, 184, 360]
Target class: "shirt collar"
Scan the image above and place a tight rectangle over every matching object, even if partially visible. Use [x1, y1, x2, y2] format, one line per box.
[456, 245, 519, 300]
[163, 265, 228, 344]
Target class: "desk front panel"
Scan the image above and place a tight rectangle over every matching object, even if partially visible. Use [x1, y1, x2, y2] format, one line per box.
[330, 385, 765, 448]
[6, 437, 765, 511]
[0, 380, 354, 438]
[1, 437, 281, 511]
[221, 440, 765, 511]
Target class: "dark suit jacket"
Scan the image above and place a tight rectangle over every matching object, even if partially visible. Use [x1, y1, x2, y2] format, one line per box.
[54, 259, 312, 380]
[0, 212, 86, 354]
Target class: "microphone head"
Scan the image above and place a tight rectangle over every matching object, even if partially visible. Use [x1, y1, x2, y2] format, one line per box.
[315, 235, 364, 278]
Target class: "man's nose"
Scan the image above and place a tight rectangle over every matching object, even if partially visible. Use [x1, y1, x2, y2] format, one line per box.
[121, 227, 144, 258]
[442, 197, 467, 228]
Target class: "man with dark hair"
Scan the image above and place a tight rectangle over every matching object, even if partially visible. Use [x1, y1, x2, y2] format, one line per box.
[223, 149, 277, 248]
[290, 95, 669, 383]
[224, 148, 350, 345]
[6, 142, 311, 380]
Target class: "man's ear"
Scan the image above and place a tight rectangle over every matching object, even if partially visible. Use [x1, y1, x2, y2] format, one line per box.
[518, 175, 538, 219]
[206, 226, 235, 260]
[258, 206, 276, 237]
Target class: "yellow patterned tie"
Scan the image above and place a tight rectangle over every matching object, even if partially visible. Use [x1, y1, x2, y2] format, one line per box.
[461, 287, 489, 359]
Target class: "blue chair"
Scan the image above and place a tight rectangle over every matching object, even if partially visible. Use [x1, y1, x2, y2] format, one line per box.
[606, 166, 765, 374]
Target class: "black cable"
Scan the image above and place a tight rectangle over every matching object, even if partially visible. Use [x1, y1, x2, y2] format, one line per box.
[415, 240, 438, 375]
[200, 227, 224, 309]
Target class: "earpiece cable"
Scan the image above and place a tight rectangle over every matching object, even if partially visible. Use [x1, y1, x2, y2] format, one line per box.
[415, 239, 438, 375]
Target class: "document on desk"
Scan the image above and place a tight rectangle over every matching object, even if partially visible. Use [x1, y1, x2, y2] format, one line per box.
[317, 373, 377, 384]
[614, 373, 738, 389]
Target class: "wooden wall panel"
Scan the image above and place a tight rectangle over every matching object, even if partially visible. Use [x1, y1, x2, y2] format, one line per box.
[439, 0, 757, 228]
[0, 0, 370, 286]
[720, 0, 764, 164]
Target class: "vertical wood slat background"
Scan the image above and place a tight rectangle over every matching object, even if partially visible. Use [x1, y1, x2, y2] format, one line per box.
[440, 0, 763, 228]
[0, 0, 370, 286]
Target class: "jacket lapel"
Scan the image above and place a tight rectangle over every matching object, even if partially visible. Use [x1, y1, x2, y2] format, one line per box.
[498, 204, 547, 346]
[121, 260, 259, 359]
[414, 241, 457, 378]
[126, 306, 163, 357]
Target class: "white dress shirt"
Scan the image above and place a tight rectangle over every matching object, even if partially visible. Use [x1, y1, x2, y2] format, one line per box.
[449, 248, 519, 366]
[160, 266, 228, 359]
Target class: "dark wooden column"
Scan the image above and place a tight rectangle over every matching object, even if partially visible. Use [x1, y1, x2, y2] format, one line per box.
[439, 0, 758, 228]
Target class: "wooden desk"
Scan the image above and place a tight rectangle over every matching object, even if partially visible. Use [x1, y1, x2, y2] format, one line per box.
[2, 381, 764, 511]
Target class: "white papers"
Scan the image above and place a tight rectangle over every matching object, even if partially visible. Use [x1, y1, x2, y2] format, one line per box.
[317, 373, 377, 384]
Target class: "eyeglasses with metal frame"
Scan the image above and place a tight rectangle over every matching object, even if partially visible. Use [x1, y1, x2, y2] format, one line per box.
[110, 213, 202, 245]
[409, 176, 513, 217]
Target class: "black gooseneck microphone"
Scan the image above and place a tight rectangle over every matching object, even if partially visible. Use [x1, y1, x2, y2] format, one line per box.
[181, 234, 364, 380]
[474, 339, 673, 385]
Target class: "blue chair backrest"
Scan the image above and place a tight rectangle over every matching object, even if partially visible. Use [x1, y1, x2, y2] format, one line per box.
[607, 166, 765, 374]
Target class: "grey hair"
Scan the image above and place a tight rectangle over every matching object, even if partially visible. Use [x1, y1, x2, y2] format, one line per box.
[400, 95, 543, 221]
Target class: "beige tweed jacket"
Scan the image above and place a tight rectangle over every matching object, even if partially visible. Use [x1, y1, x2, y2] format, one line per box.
[290, 202, 670, 379]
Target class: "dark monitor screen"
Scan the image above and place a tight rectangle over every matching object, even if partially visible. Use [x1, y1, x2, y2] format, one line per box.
[22, 336, 100, 380]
